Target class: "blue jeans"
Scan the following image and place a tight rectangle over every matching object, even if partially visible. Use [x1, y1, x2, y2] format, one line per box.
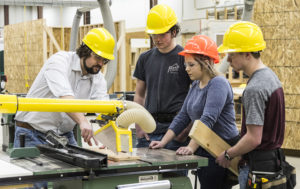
[14, 126, 78, 147]
[14, 125, 78, 189]
[239, 165, 250, 189]
[195, 148, 232, 189]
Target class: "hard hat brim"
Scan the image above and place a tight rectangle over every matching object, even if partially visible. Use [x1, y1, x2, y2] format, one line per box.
[96, 51, 115, 60]
[178, 50, 219, 64]
[146, 23, 176, 34]
[218, 43, 266, 53]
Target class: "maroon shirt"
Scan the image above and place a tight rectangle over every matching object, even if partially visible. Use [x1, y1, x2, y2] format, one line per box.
[241, 68, 285, 150]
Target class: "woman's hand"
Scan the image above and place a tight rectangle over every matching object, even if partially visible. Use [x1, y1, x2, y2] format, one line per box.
[149, 141, 165, 149]
[176, 146, 195, 155]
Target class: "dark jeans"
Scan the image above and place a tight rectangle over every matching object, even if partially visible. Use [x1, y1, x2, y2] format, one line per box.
[14, 125, 78, 189]
[195, 148, 232, 189]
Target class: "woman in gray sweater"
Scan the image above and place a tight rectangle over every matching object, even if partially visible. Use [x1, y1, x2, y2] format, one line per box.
[150, 35, 239, 189]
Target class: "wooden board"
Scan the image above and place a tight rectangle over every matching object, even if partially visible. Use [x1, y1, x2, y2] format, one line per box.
[88, 147, 139, 162]
[189, 120, 240, 176]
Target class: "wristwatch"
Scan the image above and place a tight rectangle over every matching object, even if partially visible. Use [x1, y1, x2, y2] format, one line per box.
[224, 150, 233, 161]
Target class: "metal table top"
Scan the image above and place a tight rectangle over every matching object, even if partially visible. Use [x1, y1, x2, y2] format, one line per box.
[0, 148, 208, 185]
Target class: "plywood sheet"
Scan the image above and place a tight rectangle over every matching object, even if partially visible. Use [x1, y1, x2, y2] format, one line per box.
[282, 122, 300, 150]
[4, 19, 45, 93]
[285, 95, 300, 109]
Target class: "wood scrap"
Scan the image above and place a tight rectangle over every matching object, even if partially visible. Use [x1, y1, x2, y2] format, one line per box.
[89, 147, 139, 162]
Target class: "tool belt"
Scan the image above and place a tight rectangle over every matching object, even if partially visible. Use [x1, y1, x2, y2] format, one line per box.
[15, 121, 35, 130]
[246, 148, 296, 189]
[151, 112, 177, 123]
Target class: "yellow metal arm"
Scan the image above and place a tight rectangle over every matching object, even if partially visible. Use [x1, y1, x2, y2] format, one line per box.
[0, 95, 124, 114]
[0, 94, 155, 153]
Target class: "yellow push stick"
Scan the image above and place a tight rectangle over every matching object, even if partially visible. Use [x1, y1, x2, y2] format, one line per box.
[189, 120, 240, 176]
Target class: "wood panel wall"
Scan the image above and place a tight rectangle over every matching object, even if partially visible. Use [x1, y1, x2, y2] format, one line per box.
[253, 0, 300, 150]
[4, 19, 125, 94]
[4, 19, 46, 94]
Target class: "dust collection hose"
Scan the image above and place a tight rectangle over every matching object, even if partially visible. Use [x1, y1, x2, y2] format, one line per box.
[0, 94, 156, 133]
[116, 101, 156, 133]
[0, 95, 156, 133]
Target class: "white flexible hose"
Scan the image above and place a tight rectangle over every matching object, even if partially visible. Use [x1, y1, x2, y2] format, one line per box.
[116, 101, 156, 133]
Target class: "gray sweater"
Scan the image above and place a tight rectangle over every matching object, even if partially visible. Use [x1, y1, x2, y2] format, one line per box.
[169, 76, 239, 140]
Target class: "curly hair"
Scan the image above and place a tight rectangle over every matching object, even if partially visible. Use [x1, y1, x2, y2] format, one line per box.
[76, 43, 92, 59]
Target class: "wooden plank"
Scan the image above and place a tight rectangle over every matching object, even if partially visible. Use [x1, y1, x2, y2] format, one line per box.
[43, 24, 61, 51]
[88, 148, 139, 162]
[189, 120, 240, 176]
[49, 28, 53, 56]
[58, 27, 64, 50]
[118, 21, 126, 91]
[206, 9, 209, 19]
[43, 25, 47, 63]
[126, 34, 132, 91]
[224, 8, 228, 19]
[234, 6, 238, 20]
[228, 67, 233, 82]
[125, 28, 149, 91]
[0, 184, 34, 189]
[214, 8, 218, 19]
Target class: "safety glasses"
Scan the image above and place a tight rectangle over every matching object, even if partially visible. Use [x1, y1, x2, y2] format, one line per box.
[92, 52, 110, 65]
[150, 31, 171, 39]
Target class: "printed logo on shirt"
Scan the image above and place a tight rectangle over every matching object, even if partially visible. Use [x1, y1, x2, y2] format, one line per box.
[168, 63, 179, 74]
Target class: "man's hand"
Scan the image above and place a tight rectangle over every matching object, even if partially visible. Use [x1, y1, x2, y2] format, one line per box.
[79, 122, 98, 146]
[216, 151, 231, 168]
[136, 124, 150, 140]
[176, 146, 195, 155]
[60, 95, 99, 146]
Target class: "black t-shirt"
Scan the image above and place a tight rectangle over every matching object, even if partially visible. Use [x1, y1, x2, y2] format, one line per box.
[133, 45, 191, 133]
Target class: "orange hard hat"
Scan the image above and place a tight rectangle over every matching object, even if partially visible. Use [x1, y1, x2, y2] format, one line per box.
[179, 35, 220, 63]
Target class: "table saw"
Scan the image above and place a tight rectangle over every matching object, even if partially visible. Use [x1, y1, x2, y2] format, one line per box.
[0, 147, 207, 189]
[0, 94, 208, 188]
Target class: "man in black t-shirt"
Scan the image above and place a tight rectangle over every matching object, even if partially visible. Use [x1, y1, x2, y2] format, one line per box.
[133, 4, 191, 149]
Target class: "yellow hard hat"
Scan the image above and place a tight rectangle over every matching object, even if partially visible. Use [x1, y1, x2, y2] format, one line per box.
[146, 4, 177, 34]
[218, 21, 266, 53]
[82, 28, 115, 60]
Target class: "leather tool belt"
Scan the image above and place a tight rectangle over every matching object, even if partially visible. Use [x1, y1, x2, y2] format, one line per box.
[246, 148, 296, 189]
[15, 121, 35, 130]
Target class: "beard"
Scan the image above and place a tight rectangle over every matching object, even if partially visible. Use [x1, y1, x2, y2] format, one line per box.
[83, 58, 101, 74]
